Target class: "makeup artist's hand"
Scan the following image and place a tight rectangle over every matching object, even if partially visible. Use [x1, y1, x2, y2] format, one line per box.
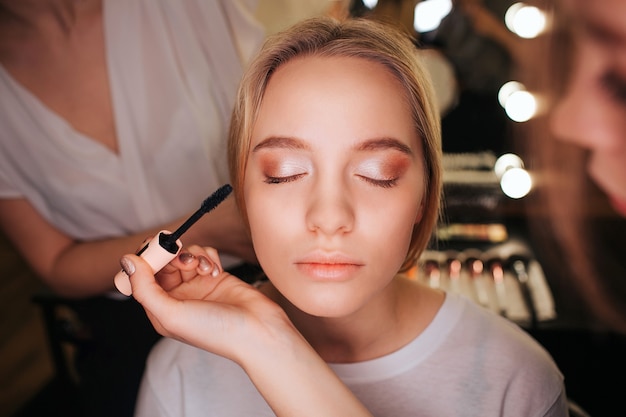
[120, 245, 289, 360]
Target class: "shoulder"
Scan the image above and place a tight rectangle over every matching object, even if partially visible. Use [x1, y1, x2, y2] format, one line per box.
[145, 337, 224, 377]
[143, 338, 199, 383]
[137, 337, 273, 416]
[144, 337, 252, 388]
[444, 293, 562, 375]
[438, 294, 567, 413]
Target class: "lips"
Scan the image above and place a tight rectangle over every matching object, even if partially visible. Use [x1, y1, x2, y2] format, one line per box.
[294, 252, 364, 281]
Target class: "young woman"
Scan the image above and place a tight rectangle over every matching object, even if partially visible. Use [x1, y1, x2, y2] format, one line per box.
[120, 17, 567, 416]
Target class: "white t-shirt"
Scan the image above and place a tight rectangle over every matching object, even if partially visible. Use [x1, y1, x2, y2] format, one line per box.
[0, 0, 264, 242]
[136, 292, 568, 417]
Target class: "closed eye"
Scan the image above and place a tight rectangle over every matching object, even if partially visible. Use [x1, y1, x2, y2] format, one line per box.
[356, 175, 399, 188]
[264, 173, 307, 184]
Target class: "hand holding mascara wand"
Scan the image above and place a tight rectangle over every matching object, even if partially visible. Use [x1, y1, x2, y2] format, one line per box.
[114, 184, 233, 296]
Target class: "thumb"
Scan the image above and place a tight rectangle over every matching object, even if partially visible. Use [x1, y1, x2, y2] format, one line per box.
[120, 254, 174, 315]
[121, 255, 191, 340]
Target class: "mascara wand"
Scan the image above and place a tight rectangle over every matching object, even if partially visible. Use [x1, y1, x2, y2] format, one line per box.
[153, 183, 233, 255]
[170, 183, 233, 242]
[114, 183, 233, 296]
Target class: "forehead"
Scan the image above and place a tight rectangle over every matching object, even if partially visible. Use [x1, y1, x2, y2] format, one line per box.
[266, 54, 404, 98]
[253, 54, 418, 146]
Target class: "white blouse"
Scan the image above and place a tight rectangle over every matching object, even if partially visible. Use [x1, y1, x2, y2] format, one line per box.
[0, 0, 264, 240]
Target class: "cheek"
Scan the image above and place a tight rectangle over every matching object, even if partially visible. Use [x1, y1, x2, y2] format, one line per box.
[245, 197, 278, 268]
[361, 183, 423, 249]
[244, 184, 300, 264]
[383, 204, 420, 249]
[391, 181, 425, 247]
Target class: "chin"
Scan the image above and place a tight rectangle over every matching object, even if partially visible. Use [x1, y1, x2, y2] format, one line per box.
[285, 288, 367, 319]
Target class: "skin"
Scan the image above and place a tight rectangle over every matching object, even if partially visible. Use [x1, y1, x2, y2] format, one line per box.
[550, 0, 626, 217]
[125, 53, 444, 415]
[0, 0, 255, 296]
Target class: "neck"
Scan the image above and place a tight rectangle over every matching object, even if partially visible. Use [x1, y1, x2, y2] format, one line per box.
[265, 276, 439, 363]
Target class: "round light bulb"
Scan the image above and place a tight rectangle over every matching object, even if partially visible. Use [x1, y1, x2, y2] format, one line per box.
[414, 0, 452, 33]
[500, 167, 532, 199]
[494, 153, 524, 178]
[505, 90, 537, 122]
[498, 81, 525, 108]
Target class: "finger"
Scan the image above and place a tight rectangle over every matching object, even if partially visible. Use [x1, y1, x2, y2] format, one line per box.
[156, 251, 200, 291]
[186, 245, 222, 277]
[199, 246, 222, 267]
[197, 255, 221, 277]
[174, 251, 201, 282]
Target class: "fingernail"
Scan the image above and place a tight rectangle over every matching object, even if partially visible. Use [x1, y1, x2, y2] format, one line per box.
[120, 257, 135, 276]
[179, 252, 195, 264]
[198, 256, 211, 272]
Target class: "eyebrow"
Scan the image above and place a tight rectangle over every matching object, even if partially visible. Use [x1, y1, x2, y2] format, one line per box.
[356, 137, 413, 155]
[252, 136, 309, 152]
[252, 136, 413, 155]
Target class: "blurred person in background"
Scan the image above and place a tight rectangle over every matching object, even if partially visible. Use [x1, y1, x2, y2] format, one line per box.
[528, 0, 626, 334]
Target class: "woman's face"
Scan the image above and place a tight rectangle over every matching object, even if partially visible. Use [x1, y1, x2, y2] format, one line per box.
[244, 55, 425, 318]
[550, 0, 626, 216]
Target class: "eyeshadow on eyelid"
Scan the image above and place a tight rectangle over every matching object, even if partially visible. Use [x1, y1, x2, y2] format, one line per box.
[358, 155, 410, 177]
[258, 154, 309, 176]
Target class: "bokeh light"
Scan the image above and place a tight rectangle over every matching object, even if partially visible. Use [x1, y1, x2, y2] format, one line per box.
[498, 81, 526, 108]
[504, 90, 537, 122]
[494, 153, 524, 179]
[414, 0, 452, 33]
[505, 2, 547, 39]
[500, 167, 532, 199]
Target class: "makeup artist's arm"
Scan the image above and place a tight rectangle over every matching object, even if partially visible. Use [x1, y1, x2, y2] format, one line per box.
[0, 197, 254, 298]
[126, 247, 373, 417]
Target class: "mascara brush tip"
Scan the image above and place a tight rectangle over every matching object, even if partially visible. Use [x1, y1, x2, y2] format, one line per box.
[201, 184, 233, 213]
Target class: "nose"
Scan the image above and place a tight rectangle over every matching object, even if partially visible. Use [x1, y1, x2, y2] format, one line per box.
[306, 180, 354, 236]
[550, 45, 619, 151]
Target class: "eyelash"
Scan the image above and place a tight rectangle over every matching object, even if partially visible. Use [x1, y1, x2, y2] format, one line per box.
[601, 71, 626, 104]
[357, 176, 399, 188]
[263, 174, 305, 184]
[263, 174, 399, 188]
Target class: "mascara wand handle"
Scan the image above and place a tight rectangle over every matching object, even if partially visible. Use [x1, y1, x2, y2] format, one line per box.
[114, 230, 182, 296]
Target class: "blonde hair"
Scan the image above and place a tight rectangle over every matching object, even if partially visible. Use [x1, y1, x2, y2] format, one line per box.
[228, 17, 442, 272]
